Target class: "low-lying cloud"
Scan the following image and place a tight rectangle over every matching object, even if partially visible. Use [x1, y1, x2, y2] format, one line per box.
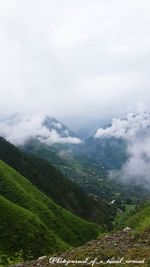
[95, 108, 150, 141]
[95, 106, 150, 186]
[0, 113, 82, 145]
[120, 138, 150, 184]
[109, 137, 150, 187]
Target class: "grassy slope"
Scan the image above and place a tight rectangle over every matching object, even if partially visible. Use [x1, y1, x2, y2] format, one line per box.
[126, 204, 150, 232]
[0, 160, 101, 259]
[0, 195, 65, 258]
[115, 203, 150, 233]
[23, 139, 149, 206]
[22, 140, 117, 228]
[0, 137, 111, 227]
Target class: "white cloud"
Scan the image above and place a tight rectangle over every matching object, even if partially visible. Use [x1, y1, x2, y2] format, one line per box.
[39, 129, 81, 145]
[0, 113, 81, 145]
[95, 104, 150, 140]
[101, 105, 150, 185]
[111, 138, 150, 186]
[52, 122, 63, 130]
[0, 0, 150, 129]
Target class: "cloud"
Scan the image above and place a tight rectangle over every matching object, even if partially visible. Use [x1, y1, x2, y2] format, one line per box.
[0, 0, 150, 130]
[109, 137, 150, 187]
[51, 122, 63, 130]
[98, 105, 150, 186]
[0, 113, 82, 145]
[95, 104, 150, 140]
[40, 130, 81, 145]
[121, 138, 150, 184]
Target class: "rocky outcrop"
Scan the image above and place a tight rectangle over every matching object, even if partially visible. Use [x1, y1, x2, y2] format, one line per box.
[12, 229, 150, 267]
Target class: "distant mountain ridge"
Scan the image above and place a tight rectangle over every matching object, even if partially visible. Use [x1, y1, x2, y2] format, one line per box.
[0, 113, 150, 266]
[86, 110, 150, 170]
[0, 113, 149, 205]
[83, 136, 128, 170]
[0, 114, 82, 146]
[43, 116, 78, 138]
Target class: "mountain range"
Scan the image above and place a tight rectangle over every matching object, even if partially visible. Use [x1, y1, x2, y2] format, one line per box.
[0, 113, 150, 266]
[18, 115, 149, 206]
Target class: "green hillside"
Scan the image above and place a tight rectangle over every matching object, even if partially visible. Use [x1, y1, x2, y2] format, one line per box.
[115, 203, 150, 233]
[22, 138, 149, 210]
[0, 160, 101, 261]
[0, 195, 65, 259]
[0, 137, 115, 229]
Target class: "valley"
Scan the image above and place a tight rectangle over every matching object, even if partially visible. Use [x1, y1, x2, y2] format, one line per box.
[0, 115, 150, 266]
[0, 1, 150, 265]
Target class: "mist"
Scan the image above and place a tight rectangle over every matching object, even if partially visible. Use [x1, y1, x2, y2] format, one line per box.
[0, 0, 150, 129]
[0, 113, 81, 145]
[95, 105, 150, 186]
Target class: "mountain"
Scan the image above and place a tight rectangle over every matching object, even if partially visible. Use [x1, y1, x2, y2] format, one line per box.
[115, 202, 150, 233]
[22, 137, 149, 211]
[83, 136, 128, 170]
[0, 114, 82, 146]
[9, 194, 150, 267]
[82, 111, 150, 170]
[0, 137, 115, 229]
[43, 116, 78, 139]
[0, 160, 101, 263]
[15, 202, 150, 267]
[1, 114, 150, 266]
[22, 138, 123, 201]
[0, 114, 149, 223]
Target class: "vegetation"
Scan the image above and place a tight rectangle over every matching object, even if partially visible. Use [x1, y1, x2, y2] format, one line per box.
[13, 229, 150, 267]
[0, 137, 150, 266]
[22, 138, 149, 209]
[0, 137, 116, 228]
[115, 203, 150, 233]
[0, 160, 101, 262]
[83, 136, 128, 170]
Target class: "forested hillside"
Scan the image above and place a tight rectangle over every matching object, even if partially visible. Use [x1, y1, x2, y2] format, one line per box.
[22, 137, 149, 209]
[0, 137, 115, 228]
[0, 160, 101, 263]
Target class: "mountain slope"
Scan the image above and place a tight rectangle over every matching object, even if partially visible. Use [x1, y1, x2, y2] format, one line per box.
[0, 114, 81, 146]
[13, 229, 150, 267]
[115, 203, 150, 233]
[83, 136, 128, 170]
[43, 116, 78, 139]
[0, 160, 101, 260]
[0, 137, 115, 228]
[0, 195, 63, 259]
[22, 138, 149, 211]
[83, 111, 150, 171]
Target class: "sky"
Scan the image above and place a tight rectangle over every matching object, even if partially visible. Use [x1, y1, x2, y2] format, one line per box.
[0, 0, 150, 131]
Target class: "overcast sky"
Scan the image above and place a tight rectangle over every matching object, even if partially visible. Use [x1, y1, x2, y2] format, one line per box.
[0, 0, 150, 131]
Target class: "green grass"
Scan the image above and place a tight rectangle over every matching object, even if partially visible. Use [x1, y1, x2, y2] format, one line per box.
[0, 160, 102, 260]
[0, 137, 113, 227]
[114, 204, 136, 228]
[22, 139, 117, 228]
[0, 195, 64, 258]
[115, 203, 150, 233]
[126, 204, 150, 232]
